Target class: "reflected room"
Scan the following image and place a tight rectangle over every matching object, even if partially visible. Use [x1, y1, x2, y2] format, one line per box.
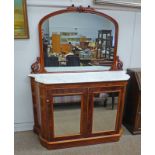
[42, 13, 115, 70]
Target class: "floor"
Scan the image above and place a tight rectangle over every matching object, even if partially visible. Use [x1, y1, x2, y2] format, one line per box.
[14, 127, 141, 155]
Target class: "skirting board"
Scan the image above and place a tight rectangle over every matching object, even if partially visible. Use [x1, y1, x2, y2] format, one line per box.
[14, 122, 33, 132]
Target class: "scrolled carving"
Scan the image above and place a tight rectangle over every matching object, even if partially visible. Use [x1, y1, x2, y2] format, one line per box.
[116, 56, 123, 70]
[67, 5, 94, 12]
[77, 5, 85, 12]
[87, 5, 95, 11]
[67, 4, 76, 11]
[31, 57, 40, 73]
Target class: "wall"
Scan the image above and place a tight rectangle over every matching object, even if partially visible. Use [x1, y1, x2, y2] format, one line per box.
[48, 13, 114, 40]
[14, 0, 141, 131]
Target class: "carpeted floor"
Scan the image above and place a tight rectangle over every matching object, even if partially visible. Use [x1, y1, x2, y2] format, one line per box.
[14, 127, 141, 155]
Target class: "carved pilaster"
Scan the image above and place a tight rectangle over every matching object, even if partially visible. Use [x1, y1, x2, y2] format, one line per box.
[116, 56, 123, 70]
[31, 57, 40, 73]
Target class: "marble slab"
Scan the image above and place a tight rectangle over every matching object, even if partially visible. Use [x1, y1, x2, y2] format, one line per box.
[29, 71, 130, 84]
[45, 66, 111, 72]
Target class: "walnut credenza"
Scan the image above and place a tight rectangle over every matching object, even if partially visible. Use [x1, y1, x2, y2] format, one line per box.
[29, 71, 130, 149]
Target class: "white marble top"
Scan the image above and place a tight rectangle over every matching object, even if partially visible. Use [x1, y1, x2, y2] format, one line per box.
[29, 71, 130, 84]
[45, 66, 111, 72]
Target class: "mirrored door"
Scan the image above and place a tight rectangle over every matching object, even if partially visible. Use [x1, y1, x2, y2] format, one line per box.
[53, 94, 87, 137]
[53, 95, 83, 137]
[88, 90, 121, 135]
[92, 92, 119, 132]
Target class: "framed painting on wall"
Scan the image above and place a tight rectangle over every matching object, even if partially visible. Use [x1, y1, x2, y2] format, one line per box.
[94, 0, 141, 8]
[14, 0, 29, 39]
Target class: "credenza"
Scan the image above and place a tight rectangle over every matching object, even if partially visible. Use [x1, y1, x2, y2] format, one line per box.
[29, 71, 129, 149]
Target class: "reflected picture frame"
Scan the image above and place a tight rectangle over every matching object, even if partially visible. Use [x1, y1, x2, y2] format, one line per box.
[14, 0, 29, 39]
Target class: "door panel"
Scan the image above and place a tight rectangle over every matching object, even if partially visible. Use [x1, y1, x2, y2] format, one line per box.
[92, 92, 119, 133]
[53, 95, 82, 136]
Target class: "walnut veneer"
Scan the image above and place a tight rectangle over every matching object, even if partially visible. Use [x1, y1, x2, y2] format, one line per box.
[30, 77, 128, 149]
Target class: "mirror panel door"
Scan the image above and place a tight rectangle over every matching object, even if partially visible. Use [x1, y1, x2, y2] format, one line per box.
[53, 95, 81, 137]
[92, 92, 119, 133]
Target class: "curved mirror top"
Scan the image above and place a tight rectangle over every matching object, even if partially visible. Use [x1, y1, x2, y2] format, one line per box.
[41, 12, 116, 72]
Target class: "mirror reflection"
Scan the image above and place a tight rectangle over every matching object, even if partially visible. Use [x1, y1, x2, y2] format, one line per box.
[41, 13, 115, 70]
[53, 95, 81, 136]
[93, 92, 119, 132]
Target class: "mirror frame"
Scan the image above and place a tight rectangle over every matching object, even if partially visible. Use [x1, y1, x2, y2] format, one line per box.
[35, 5, 120, 73]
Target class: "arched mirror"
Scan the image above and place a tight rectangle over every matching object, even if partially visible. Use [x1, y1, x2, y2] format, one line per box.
[38, 6, 119, 73]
